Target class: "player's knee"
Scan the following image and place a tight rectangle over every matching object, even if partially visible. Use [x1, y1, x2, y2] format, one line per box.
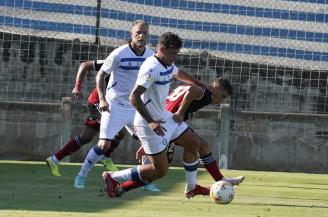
[79, 134, 93, 144]
[185, 137, 202, 153]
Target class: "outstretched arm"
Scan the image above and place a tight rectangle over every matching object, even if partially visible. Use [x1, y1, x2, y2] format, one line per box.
[72, 61, 95, 99]
[173, 69, 209, 90]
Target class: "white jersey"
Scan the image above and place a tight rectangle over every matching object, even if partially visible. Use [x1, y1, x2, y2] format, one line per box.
[100, 44, 154, 108]
[134, 55, 179, 125]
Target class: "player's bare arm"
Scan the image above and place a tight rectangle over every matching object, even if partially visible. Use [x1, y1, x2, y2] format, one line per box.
[130, 85, 167, 136]
[96, 69, 109, 112]
[174, 69, 209, 90]
[72, 61, 95, 99]
[173, 85, 204, 123]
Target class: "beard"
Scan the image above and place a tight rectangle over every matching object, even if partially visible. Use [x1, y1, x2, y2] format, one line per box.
[136, 40, 147, 47]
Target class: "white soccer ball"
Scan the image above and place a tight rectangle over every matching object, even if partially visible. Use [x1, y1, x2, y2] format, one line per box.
[209, 180, 234, 204]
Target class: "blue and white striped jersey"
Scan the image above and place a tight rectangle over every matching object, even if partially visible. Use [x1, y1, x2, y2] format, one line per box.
[100, 44, 154, 108]
[135, 55, 179, 125]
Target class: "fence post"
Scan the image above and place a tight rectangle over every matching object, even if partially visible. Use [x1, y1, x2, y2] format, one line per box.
[61, 97, 72, 162]
[95, 0, 102, 44]
[218, 104, 230, 169]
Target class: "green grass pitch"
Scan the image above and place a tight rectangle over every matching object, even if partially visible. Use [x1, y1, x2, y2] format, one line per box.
[0, 160, 327, 217]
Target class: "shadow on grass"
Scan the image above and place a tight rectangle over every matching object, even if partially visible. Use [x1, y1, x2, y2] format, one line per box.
[0, 161, 187, 213]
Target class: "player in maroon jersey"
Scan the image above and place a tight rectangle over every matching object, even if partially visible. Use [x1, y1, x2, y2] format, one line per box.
[136, 76, 245, 189]
[46, 60, 124, 177]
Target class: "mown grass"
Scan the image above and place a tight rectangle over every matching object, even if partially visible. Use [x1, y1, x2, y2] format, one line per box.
[0, 160, 327, 217]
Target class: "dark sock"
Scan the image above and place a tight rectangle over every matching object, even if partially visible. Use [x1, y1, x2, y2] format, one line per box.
[54, 136, 83, 161]
[199, 152, 223, 181]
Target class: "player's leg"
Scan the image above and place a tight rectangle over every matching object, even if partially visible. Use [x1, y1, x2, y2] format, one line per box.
[74, 104, 129, 189]
[173, 128, 210, 198]
[139, 155, 161, 192]
[131, 129, 162, 192]
[74, 140, 111, 189]
[46, 119, 99, 177]
[102, 151, 169, 197]
[196, 133, 245, 185]
[102, 124, 170, 197]
[101, 129, 126, 171]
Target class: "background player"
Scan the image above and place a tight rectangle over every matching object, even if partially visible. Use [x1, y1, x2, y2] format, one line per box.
[73, 20, 155, 189]
[46, 60, 124, 177]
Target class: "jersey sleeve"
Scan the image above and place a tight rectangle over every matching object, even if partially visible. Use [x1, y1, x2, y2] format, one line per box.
[136, 63, 157, 89]
[100, 51, 120, 75]
[93, 60, 105, 71]
[172, 65, 179, 74]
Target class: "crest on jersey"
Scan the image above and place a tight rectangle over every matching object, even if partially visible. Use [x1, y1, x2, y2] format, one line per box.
[162, 138, 168, 147]
[104, 56, 113, 68]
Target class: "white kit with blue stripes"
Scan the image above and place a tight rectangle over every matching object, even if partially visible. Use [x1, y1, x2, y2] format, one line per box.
[134, 55, 179, 125]
[100, 44, 154, 108]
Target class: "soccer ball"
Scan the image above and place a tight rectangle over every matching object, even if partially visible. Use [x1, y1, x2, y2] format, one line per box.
[209, 180, 234, 204]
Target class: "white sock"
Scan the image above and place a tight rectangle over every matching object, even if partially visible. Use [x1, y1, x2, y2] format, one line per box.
[183, 161, 198, 192]
[51, 155, 59, 164]
[111, 168, 132, 183]
[78, 147, 102, 177]
[111, 166, 142, 183]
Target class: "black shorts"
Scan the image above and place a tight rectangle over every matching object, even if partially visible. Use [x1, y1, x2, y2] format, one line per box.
[84, 102, 101, 131]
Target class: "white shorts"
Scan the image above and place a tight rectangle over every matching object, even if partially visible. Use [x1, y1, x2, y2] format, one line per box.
[99, 101, 135, 140]
[135, 112, 188, 155]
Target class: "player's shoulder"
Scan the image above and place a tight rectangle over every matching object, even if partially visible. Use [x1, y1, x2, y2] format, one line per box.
[113, 44, 130, 54]
[141, 55, 157, 67]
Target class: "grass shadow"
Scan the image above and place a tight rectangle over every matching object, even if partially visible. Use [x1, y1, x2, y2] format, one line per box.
[0, 161, 188, 213]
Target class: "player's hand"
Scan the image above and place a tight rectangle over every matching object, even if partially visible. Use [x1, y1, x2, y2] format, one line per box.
[149, 119, 167, 137]
[136, 146, 146, 163]
[72, 87, 81, 100]
[72, 81, 82, 100]
[99, 98, 109, 112]
[172, 112, 184, 123]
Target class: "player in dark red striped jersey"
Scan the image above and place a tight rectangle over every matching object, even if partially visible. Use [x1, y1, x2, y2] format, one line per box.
[136, 76, 245, 191]
[46, 60, 125, 177]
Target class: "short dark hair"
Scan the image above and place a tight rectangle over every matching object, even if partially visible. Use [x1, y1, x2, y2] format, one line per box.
[212, 76, 233, 95]
[158, 32, 182, 49]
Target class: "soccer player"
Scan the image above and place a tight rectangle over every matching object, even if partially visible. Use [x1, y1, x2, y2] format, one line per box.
[73, 20, 155, 189]
[102, 32, 212, 198]
[137, 76, 245, 186]
[46, 60, 124, 177]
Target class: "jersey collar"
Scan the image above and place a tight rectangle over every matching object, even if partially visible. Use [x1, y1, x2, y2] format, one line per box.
[129, 43, 146, 56]
[154, 55, 169, 68]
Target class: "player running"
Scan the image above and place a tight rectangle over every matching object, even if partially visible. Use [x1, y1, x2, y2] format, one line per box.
[102, 32, 213, 198]
[46, 60, 124, 177]
[73, 20, 155, 189]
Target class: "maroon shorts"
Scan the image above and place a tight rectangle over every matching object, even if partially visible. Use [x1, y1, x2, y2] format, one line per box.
[84, 102, 101, 131]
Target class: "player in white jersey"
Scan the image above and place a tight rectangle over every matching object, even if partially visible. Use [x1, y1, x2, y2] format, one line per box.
[102, 32, 211, 198]
[73, 20, 154, 189]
